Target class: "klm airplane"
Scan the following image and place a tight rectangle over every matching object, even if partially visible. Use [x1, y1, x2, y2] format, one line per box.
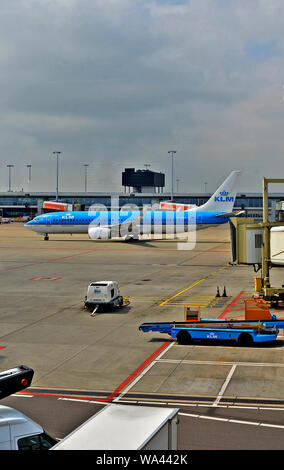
[25, 170, 242, 241]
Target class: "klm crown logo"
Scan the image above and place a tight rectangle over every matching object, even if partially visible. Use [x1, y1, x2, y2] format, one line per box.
[214, 190, 234, 203]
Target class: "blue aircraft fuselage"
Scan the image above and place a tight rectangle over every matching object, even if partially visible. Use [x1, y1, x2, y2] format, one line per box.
[25, 210, 229, 235]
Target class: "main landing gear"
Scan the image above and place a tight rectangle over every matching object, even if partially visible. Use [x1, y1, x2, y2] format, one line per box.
[44, 233, 49, 241]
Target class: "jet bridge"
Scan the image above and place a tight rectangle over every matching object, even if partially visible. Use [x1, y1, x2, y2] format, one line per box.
[230, 177, 284, 303]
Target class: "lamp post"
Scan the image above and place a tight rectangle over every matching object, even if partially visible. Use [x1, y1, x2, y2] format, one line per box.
[7, 165, 14, 192]
[83, 164, 89, 192]
[168, 150, 176, 201]
[176, 178, 180, 193]
[53, 151, 61, 201]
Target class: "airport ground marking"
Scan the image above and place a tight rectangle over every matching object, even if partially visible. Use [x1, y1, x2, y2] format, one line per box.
[19, 390, 284, 414]
[218, 290, 245, 319]
[213, 364, 237, 407]
[157, 359, 284, 367]
[179, 412, 284, 429]
[19, 341, 173, 404]
[159, 264, 228, 306]
[0, 248, 99, 273]
[112, 341, 175, 403]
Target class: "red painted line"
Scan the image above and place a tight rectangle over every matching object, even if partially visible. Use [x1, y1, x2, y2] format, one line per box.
[219, 291, 245, 319]
[19, 340, 172, 403]
[29, 277, 62, 281]
[106, 340, 171, 402]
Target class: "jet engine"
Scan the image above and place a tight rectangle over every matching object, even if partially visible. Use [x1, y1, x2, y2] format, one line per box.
[88, 226, 111, 239]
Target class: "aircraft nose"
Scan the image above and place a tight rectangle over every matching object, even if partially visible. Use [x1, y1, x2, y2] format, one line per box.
[24, 220, 34, 227]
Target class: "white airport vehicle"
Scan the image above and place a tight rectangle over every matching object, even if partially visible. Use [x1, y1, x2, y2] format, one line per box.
[1, 218, 11, 224]
[51, 404, 179, 450]
[0, 405, 57, 450]
[84, 281, 124, 313]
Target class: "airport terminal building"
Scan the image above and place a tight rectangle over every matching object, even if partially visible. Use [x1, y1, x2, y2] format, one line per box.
[0, 191, 282, 220]
[1, 166, 283, 220]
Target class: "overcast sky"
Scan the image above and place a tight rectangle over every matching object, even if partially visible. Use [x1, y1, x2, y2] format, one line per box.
[0, 0, 284, 194]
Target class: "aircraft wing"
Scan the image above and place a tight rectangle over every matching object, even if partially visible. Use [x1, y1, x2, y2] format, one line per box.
[216, 210, 246, 218]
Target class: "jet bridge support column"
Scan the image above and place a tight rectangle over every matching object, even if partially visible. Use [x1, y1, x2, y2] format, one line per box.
[263, 177, 270, 290]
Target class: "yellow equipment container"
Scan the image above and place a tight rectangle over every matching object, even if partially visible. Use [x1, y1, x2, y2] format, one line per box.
[254, 277, 262, 292]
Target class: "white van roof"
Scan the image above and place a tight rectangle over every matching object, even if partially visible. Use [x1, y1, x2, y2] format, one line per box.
[0, 405, 42, 431]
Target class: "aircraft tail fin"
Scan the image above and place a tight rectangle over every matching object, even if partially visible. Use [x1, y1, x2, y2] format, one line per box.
[197, 170, 241, 213]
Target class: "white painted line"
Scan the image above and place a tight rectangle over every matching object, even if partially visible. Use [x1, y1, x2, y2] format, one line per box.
[157, 359, 284, 367]
[260, 423, 284, 429]
[11, 394, 34, 398]
[179, 413, 200, 418]
[179, 412, 284, 429]
[229, 419, 259, 426]
[213, 364, 237, 407]
[228, 405, 258, 410]
[113, 341, 175, 403]
[168, 402, 197, 407]
[57, 398, 104, 405]
[138, 401, 168, 405]
[118, 400, 137, 404]
[198, 403, 215, 407]
[57, 395, 284, 414]
[259, 407, 284, 411]
[200, 415, 228, 422]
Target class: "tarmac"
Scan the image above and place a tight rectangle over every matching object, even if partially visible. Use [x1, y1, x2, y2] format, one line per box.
[1, 222, 284, 406]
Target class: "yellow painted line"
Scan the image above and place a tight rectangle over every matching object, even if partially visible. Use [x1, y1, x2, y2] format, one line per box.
[159, 279, 206, 306]
[129, 296, 163, 300]
[159, 264, 228, 306]
[167, 302, 213, 305]
[177, 296, 214, 299]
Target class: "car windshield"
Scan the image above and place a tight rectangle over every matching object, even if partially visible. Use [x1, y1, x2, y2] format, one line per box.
[17, 431, 58, 450]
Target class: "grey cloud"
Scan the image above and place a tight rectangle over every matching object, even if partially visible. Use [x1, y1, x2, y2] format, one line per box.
[0, 0, 284, 193]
